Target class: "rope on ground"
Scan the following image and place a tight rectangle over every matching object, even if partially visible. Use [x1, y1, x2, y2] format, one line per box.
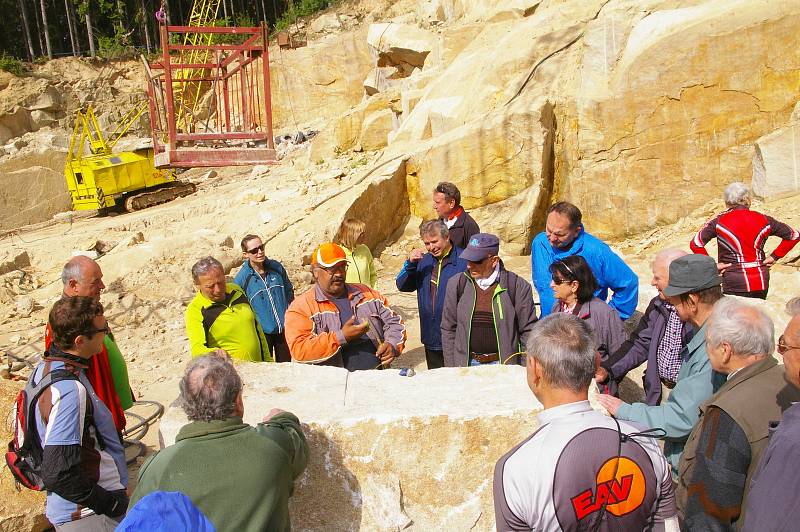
[122, 400, 165, 465]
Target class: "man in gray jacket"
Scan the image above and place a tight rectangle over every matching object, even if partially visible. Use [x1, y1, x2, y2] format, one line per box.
[441, 233, 537, 366]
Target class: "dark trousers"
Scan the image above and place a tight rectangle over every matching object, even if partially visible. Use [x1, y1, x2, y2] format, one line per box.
[266, 332, 291, 362]
[424, 348, 444, 370]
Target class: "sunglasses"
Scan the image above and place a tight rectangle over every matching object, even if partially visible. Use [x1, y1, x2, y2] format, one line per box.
[551, 277, 573, 285]
[777, 336, 800, 355]
[246, 244, 265, 255]
[83, 324, 110, 337]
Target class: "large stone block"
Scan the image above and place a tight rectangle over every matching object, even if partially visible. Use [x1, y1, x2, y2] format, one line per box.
[367, 23, 436, 70]
[359, 108, 395, 151]
[752, 118, 800, 199]
[159, 363, 556, 530]
[334, 91, 400, 153]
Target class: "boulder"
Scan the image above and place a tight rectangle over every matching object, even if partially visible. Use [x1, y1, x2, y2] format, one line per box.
[0, 165, 72, 231]
[0, 250, 31, 276]
[752, 119, 800, 199]
[161, 363, 595, 530]
[358, 108, 395, 151]
[29, 109, 57, 131]
[309, 12, 342, 34]
[362, 66, 399, 96]
[367, 23, 436, 70]
[268, 27, 374, 130]
[27, 86, 62, 112]
[334, 91, 400, 153]
[0, 106, 31, 143]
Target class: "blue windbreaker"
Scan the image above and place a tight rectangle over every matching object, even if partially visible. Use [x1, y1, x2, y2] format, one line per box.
[531, 226, 638, 319]
[233, 259, 294, 335]
[395, 247, 467, 350]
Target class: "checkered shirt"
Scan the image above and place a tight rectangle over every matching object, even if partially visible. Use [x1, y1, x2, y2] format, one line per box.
[657, 302, 684, 381]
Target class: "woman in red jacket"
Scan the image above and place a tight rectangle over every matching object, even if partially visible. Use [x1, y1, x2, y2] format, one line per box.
[690, 181, 799, 299]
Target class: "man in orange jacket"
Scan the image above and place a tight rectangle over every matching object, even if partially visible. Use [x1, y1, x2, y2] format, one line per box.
[285, 243, 406, 370]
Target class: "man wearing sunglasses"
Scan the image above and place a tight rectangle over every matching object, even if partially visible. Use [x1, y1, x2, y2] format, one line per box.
[33, 297, 129, 530]
[234, 235, 294, 362]
[742, 305, 800, 530]
[45, 255, 133, 434]
[676, 298, 800, 530]
[285, 242, 407, 370]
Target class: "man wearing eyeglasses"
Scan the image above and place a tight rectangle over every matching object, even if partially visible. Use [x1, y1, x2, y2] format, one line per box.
[33, 297, 129, 531]
[45, 255, 133, 434]
[675, 298, 800, 530]
[285, 242, 407, 370]
[742, 306, 800, 530]
[234, 235, 294, 362]
[185, 256, 272, 362]
[531, 201, 639, 320]
[441, 233, 537, 367]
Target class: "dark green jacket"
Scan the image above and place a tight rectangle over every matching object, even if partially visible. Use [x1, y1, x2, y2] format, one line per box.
[130, 412, 308, 531]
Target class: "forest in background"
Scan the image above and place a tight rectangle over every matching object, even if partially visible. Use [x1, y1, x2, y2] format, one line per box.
[0, 0, 338, 68]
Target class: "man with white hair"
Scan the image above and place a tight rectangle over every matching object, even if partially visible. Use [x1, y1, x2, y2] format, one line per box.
[597, 248, 693, 405]
[677, 298, 800, 529]
[690, 181, 799, 298]
[493, 313, 677, 530]
[742, 301, 800, 530]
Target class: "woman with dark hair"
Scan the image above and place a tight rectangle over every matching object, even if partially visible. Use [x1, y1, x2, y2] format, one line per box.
[549, 255, 626, 393]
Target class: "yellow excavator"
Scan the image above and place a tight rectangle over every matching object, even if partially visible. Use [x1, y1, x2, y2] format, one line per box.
[64, 104, 197, 212]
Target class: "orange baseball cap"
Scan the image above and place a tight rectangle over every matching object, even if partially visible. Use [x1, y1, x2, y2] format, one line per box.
[312, 242, 347, 267]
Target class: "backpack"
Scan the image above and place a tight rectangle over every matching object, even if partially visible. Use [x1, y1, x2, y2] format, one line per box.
[6, 368, 82, 490]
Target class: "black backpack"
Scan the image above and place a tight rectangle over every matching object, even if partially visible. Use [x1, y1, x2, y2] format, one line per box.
[6, 368, 84, 490]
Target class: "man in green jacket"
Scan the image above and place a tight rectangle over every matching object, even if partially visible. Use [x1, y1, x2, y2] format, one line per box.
[185, 256, 272, 362]
[597, 254, 726, 474]
[130, 354, 308, 531]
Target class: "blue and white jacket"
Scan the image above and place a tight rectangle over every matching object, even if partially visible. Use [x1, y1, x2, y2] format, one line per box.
[233, 259, 294, 335]
[531, 226, 639, 320]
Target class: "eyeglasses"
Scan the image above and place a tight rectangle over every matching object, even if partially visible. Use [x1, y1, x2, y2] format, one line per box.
[83, 324, 110, 337]
[777, 336, 800, 355]
[246, 244, 265, 255]
[320, 263, 348, 274]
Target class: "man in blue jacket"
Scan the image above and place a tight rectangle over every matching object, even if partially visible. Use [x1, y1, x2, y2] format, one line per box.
[234, 235, 295, 362]
[531, 201, 638, 319]
[396, 220, 467, 369]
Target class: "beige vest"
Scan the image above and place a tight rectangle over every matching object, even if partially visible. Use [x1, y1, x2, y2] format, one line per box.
[677, 356, 800, 528]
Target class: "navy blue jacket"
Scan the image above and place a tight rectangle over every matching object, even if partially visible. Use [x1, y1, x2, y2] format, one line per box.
[395, 247, 467, 350]
[233, 259, 294, 335]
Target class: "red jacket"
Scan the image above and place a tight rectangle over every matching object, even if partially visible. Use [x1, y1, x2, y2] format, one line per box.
[690, 206, 799, 294]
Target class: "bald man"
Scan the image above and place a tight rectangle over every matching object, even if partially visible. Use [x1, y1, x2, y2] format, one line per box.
[44, 255, 133, 432]
[596, 249, 693, 405]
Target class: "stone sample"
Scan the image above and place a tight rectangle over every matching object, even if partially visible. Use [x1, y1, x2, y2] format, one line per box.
[161, 363, 581, 530]
[752, 117, 800, 199]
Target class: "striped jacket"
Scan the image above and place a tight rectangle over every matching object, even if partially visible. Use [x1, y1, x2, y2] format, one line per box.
[285, 283, 407, 365]
[690, 206, 799, 294]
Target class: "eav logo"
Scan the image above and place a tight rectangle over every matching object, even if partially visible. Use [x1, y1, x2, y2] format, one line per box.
[570, 457, 647, 521]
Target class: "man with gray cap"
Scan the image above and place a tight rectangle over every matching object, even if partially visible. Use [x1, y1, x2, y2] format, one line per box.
[597, 254, 726, 474]
[441, 233, 537, 367]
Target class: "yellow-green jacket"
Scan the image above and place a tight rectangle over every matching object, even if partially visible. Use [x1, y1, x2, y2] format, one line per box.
[344, 244, 377, 288]
[185, 283, 272, 362]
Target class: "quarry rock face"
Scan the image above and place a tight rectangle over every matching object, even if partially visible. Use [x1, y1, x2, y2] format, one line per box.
[159, 363, 558, 531]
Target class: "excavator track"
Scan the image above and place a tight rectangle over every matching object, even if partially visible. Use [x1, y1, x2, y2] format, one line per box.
[123, 181, 197, 212]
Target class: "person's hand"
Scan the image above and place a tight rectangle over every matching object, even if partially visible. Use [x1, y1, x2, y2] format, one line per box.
[341, 316, 369, 342]
[595, 367, 609, 384]
[376, 341, 396, 366]
[211, 349, 230, 359]
[262, 408, 285, 422]
[409, 249, 424, 263]
[717, 262, 732, 273]
[763, 256, 776, 267]
[596, 394, 626, 416]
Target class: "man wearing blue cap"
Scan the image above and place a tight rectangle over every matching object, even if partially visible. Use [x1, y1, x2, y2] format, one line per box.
[597, 254, 727, 475]
[441, 233, 537, 367]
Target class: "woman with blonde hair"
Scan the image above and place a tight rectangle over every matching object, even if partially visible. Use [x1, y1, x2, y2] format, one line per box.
[336, 218, 377, 288]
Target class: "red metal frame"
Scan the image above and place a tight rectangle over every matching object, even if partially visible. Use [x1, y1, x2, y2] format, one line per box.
[145, 23, 276, 168]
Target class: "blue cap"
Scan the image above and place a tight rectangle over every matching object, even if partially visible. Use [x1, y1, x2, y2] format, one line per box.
[460, 233, 500, 262]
